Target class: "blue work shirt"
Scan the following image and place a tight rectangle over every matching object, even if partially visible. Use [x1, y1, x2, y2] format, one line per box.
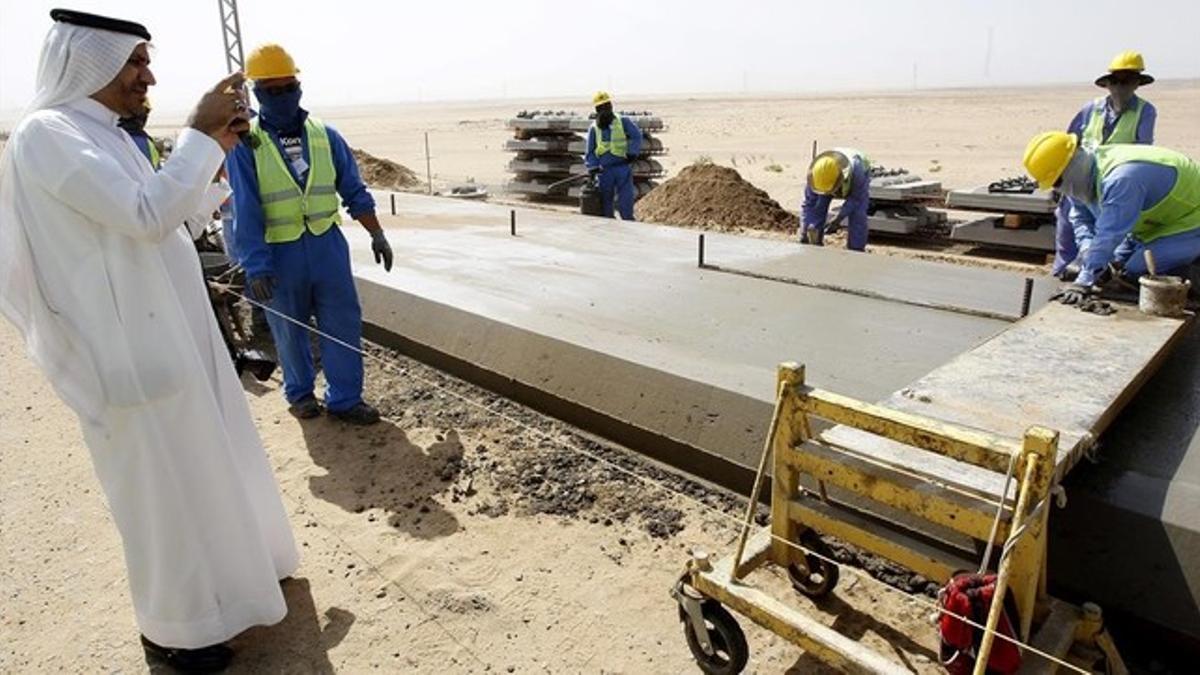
[585, 116, 644, 170]
[1067, 95, 1156, 145]
[1070, 161, 1178, 286]
[226, 109, 376, 280]
[801, 158, 870, 228]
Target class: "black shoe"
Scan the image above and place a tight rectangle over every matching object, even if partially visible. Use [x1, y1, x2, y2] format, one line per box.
[329, 402, 381, 425]
[288, 395, 322, 420]
[141, 635, 232, 673]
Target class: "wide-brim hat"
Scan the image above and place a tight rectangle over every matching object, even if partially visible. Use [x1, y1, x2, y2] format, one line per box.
[1095, 70, 1154, 87]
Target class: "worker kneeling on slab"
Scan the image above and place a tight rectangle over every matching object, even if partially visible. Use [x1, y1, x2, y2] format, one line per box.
[227, 43, 393, 424]
[1024, 131, 1200, 307]
[800, 148, 870, 251]
[585, 91, 643, 220]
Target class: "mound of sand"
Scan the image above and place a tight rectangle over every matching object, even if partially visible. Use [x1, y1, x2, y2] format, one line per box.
[352, 148, 421, 191]
[635, 162, 795, 233]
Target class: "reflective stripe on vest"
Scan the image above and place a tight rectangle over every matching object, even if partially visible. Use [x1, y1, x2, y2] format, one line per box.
[593, 116, 628, 158]
[250, 117, 342, 244]
[1081, 97, 1144, 149]
[821, 147, 870, 198]
[1095, 145, 1200, 243]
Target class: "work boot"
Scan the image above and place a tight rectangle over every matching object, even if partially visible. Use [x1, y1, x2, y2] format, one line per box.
[141, 635, 233, 673]
[288, 394, 322, 420]
[329, 402, 382, 426]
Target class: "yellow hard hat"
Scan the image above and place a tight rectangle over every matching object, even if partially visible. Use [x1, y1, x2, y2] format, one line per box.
[592, 90, 612, 107]
[246, 43, 299, 81]
[1022, 131, 1078, 190]
[1096, 50, 1153, 87]
[809, 155, 842, 194]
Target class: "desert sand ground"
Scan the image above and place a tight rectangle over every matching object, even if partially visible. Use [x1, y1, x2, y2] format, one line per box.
[3, 84, 1198, 673]
[226, 81, 1200, 210]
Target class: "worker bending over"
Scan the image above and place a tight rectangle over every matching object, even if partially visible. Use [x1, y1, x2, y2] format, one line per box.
[1024, 131, 1200, 305]
[800, 148, 870, 251]
[1053, 50, 1157, 279]
[227, 43, 392, 424]
[584, 91, 643, 220]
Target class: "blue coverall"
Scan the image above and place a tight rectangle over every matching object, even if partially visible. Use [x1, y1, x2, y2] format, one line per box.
[1054, 95, 1156, 276]
[800, 159, 870, 251]
[226, 109, 376, 412]
[584, 116, 643, 220]
[1071, 161, 1200, 287]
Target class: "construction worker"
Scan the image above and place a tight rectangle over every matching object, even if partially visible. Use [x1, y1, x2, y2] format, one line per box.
[584, 91, 643, 220]
[800, 148, 871, 251]
[227, 44, 392, 424]
[1023, 131, 1200, 306]
[1053, 50, 1157, 279]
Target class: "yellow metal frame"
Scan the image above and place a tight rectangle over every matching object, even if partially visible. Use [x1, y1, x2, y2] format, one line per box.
[681, 362, 1125, 674]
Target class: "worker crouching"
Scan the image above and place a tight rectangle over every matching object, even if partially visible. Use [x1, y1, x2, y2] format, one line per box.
[800, 148, 871, 251]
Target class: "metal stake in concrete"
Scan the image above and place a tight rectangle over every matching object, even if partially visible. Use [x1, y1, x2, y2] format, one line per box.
[424, 131, 433, 196]
[511, 210, 517, 237]
[811, 140, 817, 161]
[698, 234, 706, 268]
[1020, 277, 1034, 318]
[390, 193, 396, 216]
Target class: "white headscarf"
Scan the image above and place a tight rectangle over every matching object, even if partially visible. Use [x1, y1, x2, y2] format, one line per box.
[0, 21, 145, 414]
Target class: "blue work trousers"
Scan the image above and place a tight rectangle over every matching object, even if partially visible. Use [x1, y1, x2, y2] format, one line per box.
[598, 163, 635, 220]
[1113, 227, 1200, 277]
[1053, 199, 1077, 277]
[263, 226, 364, 412]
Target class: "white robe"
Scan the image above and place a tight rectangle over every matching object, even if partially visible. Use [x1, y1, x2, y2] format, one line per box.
[3, 98, 298, 648]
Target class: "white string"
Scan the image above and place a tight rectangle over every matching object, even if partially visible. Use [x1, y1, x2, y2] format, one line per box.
[220, 286, 1091, 674]
[978, 450, 1019, 574]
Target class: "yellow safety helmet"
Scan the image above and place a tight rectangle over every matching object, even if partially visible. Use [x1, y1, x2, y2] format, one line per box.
[1022, 131, 1078, 190]
[809, 155, 842, 195]
[592, 90, 612, 107]
[246, 43, 300, 81]
[1095, 50, 1153, 87]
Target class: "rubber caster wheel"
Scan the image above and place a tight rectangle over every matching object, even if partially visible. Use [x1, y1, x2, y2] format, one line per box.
[681, 601, 749, 675]
[787, 532, 840, 598]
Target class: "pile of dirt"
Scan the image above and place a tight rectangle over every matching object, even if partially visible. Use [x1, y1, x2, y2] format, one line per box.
[636, 161, 795, 233]
[351, 147, 421, 191]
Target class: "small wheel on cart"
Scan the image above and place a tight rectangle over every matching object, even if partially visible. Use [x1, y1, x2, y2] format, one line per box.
[680, 601, 749, 675]
[787, 532, 840, 598]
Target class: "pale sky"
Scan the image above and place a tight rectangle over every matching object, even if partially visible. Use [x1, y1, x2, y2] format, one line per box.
[1, 0, 1198, 117]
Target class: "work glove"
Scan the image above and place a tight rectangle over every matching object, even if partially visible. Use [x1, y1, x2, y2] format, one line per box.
[624, 156, 638, 166]
[248, 275, 276, 305]
[1078, 298, 1117, 316]
[1050, 282, 1097, 306]
[371, 229, 394, 272]
[588, 166, 602, 177]
[824, 214, 846, 235]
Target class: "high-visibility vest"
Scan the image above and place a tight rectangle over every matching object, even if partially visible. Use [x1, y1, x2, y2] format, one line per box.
[817, 147, 870, 198]
[1081, 97, 1145, 149]
[147, 139, 161, 170]
[593, 116, 628, 159]
[1094, 144, 1200, 243]
[249, 117, 341, 244]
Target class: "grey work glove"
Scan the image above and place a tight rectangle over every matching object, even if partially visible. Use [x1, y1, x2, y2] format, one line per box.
[248, 275, 276, 305]
[824, 213, 846, 235]
[1078, 298, 1117, 316]
[1050, 282, 1096, 306]
[371, 229, 393, 272]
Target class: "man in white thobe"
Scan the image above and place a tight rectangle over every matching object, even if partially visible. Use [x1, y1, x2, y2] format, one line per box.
[0, 10, 298, 671]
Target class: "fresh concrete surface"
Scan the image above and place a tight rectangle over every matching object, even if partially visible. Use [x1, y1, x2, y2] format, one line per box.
[347, 193, 1198, 647]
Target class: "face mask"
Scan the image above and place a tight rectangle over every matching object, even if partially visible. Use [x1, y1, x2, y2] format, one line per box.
[254, 85, 303, 129]
[118, 113, 148, 134]
[597, 109, 615, 128]
[1058, 149, 1096, 203]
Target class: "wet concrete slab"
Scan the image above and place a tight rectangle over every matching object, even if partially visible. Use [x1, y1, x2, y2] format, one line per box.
[345, 194, 1199, 646]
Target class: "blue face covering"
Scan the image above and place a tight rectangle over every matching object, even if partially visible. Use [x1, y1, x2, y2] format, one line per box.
[254, 86, 303, 130]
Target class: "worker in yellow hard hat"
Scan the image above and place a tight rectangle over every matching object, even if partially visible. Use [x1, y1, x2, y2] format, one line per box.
[584, 91, 643, 220]
[801, 148, 871, 251]
[227, 43, 391, 424]
[1024, 131, 1200, 311]
[1052, 50, 1157, 279]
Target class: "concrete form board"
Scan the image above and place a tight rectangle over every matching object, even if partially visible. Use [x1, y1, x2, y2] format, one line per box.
[869, 180, 943, 201]
[945, 186, 1057, 214]
[951, 218, 1056, 252]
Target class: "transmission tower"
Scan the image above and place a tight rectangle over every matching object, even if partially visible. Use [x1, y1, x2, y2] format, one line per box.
[217, 0, 246, 73]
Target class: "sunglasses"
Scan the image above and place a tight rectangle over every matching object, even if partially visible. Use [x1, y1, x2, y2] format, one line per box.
[258, 81, 300, 96]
